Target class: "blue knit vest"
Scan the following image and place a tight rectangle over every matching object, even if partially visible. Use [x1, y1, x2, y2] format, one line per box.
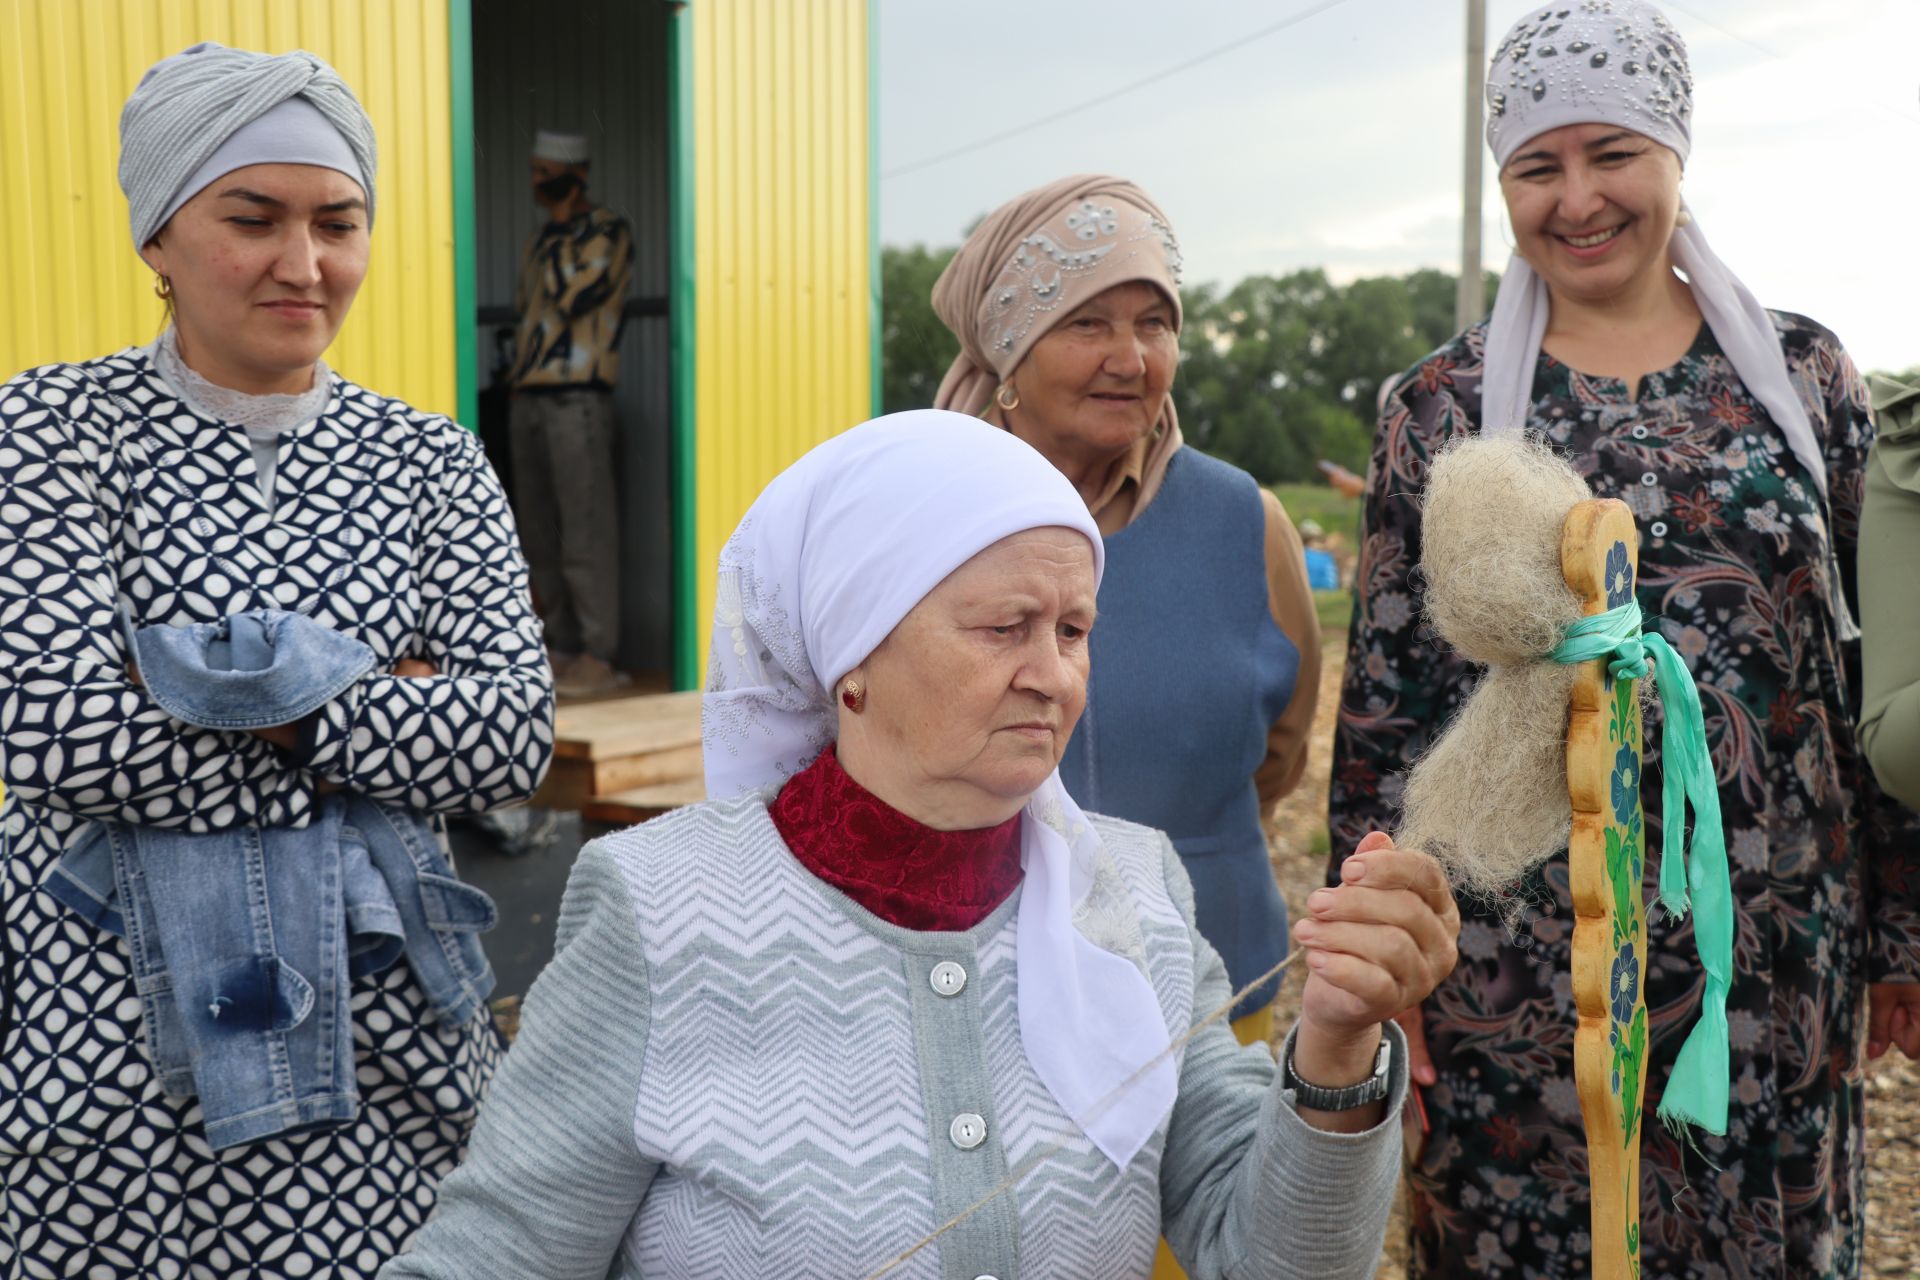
[1060, 447, 1300, 1015]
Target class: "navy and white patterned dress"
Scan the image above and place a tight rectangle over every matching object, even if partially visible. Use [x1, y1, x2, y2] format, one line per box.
[0, 347, 555, 1276]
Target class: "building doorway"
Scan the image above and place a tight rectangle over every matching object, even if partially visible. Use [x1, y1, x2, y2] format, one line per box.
[468, 0, 676, 684]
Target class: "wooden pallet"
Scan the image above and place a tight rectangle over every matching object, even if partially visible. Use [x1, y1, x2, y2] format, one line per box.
[581, 776, 710, 827]
[530, 690, 704, 812]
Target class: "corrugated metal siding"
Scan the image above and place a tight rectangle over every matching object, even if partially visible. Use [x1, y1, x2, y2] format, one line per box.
[0, 0, 457, 417]
[470, 0, 673, 674]
[689, 0, 873, 645]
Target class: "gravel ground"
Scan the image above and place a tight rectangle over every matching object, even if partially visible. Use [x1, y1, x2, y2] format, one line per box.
[1264, 634, 1920, 1278]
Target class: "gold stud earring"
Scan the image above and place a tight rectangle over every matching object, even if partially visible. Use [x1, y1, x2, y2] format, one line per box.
[840, 678, 865, 713]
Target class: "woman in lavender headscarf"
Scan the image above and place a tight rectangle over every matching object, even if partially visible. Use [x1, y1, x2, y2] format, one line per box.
[1329, 3, 1920, 1275]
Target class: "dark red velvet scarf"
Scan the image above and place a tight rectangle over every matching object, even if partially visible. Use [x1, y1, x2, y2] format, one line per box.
[770, 746, 1024, 931]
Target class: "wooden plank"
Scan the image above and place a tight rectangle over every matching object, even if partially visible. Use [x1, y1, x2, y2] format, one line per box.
[1561, 498, 1649, 1280]
[554, 689, 703, 736]
[589, 743, 705, 795]
[527, 742, 705, 812]
[551, 691, 704, 761]
[581, 777, 708, 827]
[528, 758, 597, 813]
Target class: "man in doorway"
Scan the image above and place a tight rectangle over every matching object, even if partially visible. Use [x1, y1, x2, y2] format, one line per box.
[509, 128, 634, 697]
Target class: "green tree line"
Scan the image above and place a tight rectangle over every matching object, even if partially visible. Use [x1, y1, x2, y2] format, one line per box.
[882, 243, 1497, 484]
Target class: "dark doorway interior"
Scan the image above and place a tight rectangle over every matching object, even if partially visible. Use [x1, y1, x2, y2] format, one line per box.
[470, 0, 675, 680]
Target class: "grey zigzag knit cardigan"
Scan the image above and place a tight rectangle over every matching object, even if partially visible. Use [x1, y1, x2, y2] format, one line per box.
[383, 796, 1407, 1279]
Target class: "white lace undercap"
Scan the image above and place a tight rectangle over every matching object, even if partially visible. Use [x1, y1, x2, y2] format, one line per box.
[148, 326, 332, 440]
[145, 327, 334, 504]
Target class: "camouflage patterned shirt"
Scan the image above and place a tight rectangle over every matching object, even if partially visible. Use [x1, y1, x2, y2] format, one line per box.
[509, 204, 634, 391]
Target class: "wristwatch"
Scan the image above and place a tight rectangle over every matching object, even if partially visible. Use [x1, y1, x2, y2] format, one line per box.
[1284, 1032, 1392, 1111]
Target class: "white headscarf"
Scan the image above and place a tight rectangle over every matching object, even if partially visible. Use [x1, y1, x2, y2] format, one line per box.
[1479, 3, 1851, 632]
[702, 409, 1178, 1168]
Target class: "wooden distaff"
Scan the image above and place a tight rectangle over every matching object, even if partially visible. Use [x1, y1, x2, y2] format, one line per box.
[1561, 499, 1649, 1280]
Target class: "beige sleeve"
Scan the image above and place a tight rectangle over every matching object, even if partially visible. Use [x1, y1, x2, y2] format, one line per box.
[1253, 488, 1322, 813]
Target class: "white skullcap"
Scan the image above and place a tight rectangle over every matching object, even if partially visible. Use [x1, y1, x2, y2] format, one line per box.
[532, 130, 590, 165]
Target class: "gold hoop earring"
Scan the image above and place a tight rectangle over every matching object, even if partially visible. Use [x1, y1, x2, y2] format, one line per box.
[152, 274, 172, 301]
[995, 382, 1020, 412]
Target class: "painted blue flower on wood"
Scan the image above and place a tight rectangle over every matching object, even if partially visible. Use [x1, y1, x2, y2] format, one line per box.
[1611, 743, 1640, 827]
[1611, 941, 1640, 1025]
[1605, 539, 1634, 609]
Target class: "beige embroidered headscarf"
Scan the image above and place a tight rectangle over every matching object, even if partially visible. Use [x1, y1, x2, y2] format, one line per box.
[932, 175, 1186, 514]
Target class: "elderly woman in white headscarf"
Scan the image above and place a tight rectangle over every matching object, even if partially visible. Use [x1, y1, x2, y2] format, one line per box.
[383, 410, 1458, 1280]
[0, 43, 551, 1276]
[1328, 3, 1920, 1275]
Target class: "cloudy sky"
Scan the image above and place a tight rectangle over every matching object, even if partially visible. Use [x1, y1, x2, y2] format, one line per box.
[878, 0, 1920, 374]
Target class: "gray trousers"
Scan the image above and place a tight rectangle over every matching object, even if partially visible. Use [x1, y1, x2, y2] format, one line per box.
[508, 389, 620, 661]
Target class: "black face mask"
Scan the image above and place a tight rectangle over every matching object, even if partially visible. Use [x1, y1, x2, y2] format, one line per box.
[536, 172, 582, 203]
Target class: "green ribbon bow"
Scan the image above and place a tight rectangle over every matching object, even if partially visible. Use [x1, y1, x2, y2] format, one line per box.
[1552, 601, 1732, 1138]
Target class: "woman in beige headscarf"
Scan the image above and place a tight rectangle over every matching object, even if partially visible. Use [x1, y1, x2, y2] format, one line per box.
[932, 174, 1321, 1049]
[935, 177, 1326, 1280]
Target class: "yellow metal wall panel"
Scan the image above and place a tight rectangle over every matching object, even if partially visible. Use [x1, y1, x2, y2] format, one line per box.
[690, 0, 873, 647]
[0, 0, 457, 419]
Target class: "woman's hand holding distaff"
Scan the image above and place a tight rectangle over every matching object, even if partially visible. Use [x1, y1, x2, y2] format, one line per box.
[1295, 831, 1459, 1036]
[1290, 831, 1459, 1128]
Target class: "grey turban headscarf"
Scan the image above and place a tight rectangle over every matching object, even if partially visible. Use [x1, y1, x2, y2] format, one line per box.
[1480, 0, 1852, 636]
[119, 42, 377, 250]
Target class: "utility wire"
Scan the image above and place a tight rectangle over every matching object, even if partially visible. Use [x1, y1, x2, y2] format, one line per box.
[1663, 1, 1920, 128]
[881, 0, 1352, 180]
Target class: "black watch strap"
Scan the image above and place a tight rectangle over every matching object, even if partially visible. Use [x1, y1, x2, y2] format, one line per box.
[1284, 1034, 1391, 1111]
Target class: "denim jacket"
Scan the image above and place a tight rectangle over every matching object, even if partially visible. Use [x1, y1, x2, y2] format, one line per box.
[45, 611, 497, 1150]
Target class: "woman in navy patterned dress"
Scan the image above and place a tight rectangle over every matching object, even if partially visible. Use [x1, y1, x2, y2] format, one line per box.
[0, 45, 552, 1277]
[1330, 6, 1920, 1276]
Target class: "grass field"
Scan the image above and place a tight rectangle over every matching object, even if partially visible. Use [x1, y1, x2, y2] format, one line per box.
[1268, 480, 1361, 636]
[1313, 588, 1352, 633]
[1270, 482, 1363, 543]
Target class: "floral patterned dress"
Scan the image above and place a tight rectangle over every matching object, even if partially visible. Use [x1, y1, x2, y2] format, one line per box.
[0, 349, 554, 1277]
[1329, 314, 1920, 1279]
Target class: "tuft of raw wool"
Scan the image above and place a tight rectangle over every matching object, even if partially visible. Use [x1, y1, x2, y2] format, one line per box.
[1419, 434, 1594, 666]
[1396, 436, 1593, 904]
[1398, 662, 1579, 907]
